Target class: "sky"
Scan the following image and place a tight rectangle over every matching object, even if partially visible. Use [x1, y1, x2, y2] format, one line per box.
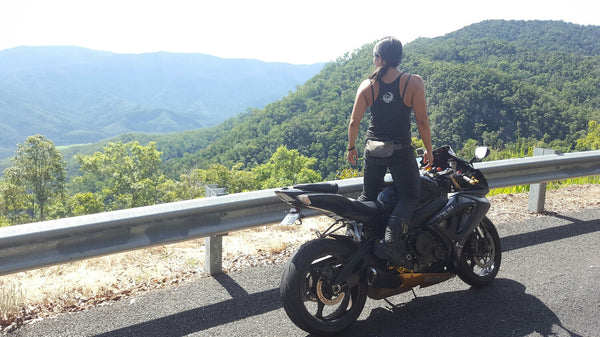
[1, 0, 598, 64]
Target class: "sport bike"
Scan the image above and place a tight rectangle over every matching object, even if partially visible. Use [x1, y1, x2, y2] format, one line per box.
[275, 146, 501, 335]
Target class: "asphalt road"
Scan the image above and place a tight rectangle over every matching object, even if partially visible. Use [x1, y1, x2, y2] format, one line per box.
[8, 208, 600, 337]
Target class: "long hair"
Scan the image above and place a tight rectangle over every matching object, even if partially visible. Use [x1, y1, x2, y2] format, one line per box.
[369, 37, 403, 82]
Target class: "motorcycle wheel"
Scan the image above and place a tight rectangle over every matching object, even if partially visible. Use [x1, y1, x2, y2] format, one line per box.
[280, 238, 368, 335]
[456, 217, 501, 287]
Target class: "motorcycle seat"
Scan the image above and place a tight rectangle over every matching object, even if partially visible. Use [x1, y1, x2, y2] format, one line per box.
[293, 183, 339, 194]
[302, 193, 388, 217]
[350, 199, 387, 215]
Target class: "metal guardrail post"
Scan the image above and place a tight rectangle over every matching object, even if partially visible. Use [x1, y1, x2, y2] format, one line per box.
[205, 185, 228, 275]
[528, 148, 555, 212]
[205, 235, 223, 275]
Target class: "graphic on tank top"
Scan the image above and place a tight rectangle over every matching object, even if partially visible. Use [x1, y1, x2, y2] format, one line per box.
[366, 73, 413, 144]
[382, 91, 394, 103]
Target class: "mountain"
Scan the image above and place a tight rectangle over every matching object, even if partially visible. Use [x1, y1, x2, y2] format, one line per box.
[406, 20, 600, 149]
[0, 46, 324, 158]
[441, 20, 600, 56]
[3, 20, 598, 182]
[151, 20, 599, 179]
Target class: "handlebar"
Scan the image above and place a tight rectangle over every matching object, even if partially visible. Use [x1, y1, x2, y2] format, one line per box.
[416, 145, 490, 193]
[421, 162, 481, 191]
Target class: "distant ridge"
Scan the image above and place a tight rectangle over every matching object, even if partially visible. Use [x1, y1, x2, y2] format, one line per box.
[0, 46, 324, 157]
[442, 20, 600, 56]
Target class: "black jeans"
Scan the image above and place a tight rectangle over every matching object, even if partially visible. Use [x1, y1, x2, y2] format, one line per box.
[359, 148, 420, 222]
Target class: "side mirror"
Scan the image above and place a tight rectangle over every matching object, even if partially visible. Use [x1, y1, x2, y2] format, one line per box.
[471, 147, 490, 163]
[475, 146, 490, 159]
[475, 146, 490, 160]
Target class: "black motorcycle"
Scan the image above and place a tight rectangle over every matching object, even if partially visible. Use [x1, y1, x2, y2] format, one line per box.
[275, 146, 501, 335]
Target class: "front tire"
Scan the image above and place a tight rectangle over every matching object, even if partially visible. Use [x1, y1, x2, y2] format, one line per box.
[280, 238, 368, 335]
[457, 217, 501, 287]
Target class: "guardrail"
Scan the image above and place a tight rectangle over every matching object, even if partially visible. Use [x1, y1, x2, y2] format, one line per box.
[1, 150, 599, 277]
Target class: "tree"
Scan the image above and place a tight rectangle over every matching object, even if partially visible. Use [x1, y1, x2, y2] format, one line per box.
[459, 139, 480, 160]
[253, 146, 322, 189]
[3, 135, 66, 221]
[67, 192, 105, 216]
[0, 180, 27, 225]
[336, 168, 361, 180]
[177, 163, 256, 199]
[76, 141, 175, 210]
[576, 120, 600, 150]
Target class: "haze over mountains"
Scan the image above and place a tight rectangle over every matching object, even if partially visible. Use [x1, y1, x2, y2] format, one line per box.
[0, 47, 323, 157]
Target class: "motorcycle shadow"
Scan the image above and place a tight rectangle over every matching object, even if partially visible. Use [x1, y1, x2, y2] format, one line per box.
[319, 278, 580, 337]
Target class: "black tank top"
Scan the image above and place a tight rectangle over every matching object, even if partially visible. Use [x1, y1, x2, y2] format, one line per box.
[366, 73, 413, 144]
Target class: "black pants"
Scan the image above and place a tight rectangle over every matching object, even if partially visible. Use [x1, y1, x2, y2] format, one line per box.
[359, 148, 420, 222]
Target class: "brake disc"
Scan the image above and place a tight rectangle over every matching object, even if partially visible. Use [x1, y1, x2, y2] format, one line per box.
[316, 279, 344, 305]
[474, 243, 495, 269]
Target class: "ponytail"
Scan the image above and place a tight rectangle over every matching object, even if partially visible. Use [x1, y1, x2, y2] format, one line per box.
[370, 37, 403, 82]
[369, 65, 390, 82]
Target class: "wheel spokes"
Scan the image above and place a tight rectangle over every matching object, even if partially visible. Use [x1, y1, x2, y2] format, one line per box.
[301, 256, 357, 322]
[315, 301, 325, 319]
[466, 226, 497, 275]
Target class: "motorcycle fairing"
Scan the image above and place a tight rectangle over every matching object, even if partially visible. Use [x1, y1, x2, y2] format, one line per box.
[426, 193, 490, 257]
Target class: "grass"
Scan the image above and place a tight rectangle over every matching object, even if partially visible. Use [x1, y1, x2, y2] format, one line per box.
[488, 176, 600, 196]
[0, 216, 333, 332]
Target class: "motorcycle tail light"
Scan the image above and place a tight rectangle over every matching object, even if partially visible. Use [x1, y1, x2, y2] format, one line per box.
[278, 193, 295, 202]
[298, 195, 311, 205]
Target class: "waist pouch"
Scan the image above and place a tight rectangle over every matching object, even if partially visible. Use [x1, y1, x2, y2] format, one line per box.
[365, 140, 411, 158]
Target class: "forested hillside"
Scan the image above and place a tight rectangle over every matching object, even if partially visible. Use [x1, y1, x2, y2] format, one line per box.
[407, 20, 600, 149]
[2, 20, 599, 226]
[155, 20, 600, 179]
[0, 47, 323, 158]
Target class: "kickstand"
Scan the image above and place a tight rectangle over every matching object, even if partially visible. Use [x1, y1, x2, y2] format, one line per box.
[383, 288, 418, 311]
[383, 298, 400, 311]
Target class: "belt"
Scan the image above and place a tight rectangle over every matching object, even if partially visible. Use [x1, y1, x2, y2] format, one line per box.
[393, 143, 412, 150]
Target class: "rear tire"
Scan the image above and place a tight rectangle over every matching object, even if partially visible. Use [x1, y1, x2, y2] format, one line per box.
[280, 238, 368, 335]
[456, 217, 501, 287]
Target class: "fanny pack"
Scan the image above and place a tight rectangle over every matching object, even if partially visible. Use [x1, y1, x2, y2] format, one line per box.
[364, 140, 412, 158]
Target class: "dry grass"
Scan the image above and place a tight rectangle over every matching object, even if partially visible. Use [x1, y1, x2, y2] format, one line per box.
[1, 184, 599, 333]
[0, 216, 334, 333]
